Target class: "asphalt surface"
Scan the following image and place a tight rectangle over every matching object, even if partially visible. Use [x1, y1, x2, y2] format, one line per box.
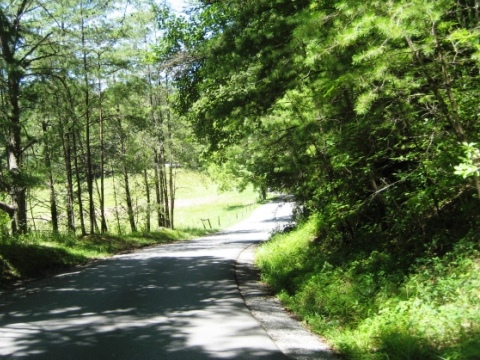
[0, 201, 337, 359]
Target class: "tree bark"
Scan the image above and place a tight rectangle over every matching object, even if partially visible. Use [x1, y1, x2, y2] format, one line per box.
[73, 130, 87, 236]
[81, 13, 96, 235]
[98, 68, 107, 233]
[154, 149, 166, 227]
[118, 116, 137, 233]
[42, 122, 59, 233]
[0, 7, 28, 234]
[143, 167, 151, 232]
[112, 164, 122, 234]
[165, 80, 175, 229]
[62, 129, 76, 233]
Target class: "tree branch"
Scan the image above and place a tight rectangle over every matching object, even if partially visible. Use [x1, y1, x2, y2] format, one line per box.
[0, 201, 15, 217]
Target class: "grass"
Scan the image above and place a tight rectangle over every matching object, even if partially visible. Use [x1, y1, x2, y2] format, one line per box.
[175, 194, 258, 230]
[1, 170, 262, 289]
[28, 169, 259, 233]
[0, 228, 197, 288]
[255, 216, 480, 360]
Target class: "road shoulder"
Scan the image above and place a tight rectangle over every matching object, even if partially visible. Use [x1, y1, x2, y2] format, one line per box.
[235, 244, 339, 360]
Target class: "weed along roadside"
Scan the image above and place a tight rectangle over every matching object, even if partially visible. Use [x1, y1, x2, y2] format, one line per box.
[0, 182, 262, 289]
[0, 229, 195, 289]
[255, 217, 480, 360]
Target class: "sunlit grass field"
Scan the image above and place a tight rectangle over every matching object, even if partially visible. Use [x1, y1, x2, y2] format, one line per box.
[27, 169, 259, 233]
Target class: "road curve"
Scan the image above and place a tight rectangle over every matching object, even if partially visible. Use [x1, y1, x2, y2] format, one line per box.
[0, 201, 331, 359]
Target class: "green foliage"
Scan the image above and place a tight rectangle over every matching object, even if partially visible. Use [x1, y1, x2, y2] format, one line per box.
[256, 216, 322, 293]
[455, 142, 480, 178]
[172, 0, 480, 258]
[257, 219, 480, 359]
[0, 233, 88, 286]
[171, 0, 312, 146]
[0, 0, 478, 355]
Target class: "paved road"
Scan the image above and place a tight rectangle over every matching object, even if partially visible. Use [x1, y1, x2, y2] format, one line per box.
[0, 201, 299, 359]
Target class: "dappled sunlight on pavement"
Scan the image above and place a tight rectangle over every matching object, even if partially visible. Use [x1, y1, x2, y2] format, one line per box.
[0, 201, 295, 359]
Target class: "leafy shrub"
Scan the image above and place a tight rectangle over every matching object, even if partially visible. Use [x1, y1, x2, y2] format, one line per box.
[256, 220, 480, 359]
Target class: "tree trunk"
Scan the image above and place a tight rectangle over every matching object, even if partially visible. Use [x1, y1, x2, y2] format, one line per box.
[118, 116, 137, 233]
[42, 122, 59, 233]
[168, 164, 175, 229]
[165, 82, 175, 229]
[81, 15, 96, 235]
[154, 149, 166, 227]
[143, 167, 151, 232]
[62, 129, 76, 233]
[3, 55, 27, 234]
[73, 131, 86, 236]
[123, 152, 137, 233]
[7, 112, 27, 234]
[0, 4, 28, 234]
[98, 74, 107, 233]
[112, 164, 122, 234]
[161, 148, 170, 228]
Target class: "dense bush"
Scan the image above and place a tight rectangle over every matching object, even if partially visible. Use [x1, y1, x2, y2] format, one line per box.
[256, 218, 480, 359]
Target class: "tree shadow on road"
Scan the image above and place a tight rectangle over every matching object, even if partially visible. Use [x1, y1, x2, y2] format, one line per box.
[0, 248, 286, 359]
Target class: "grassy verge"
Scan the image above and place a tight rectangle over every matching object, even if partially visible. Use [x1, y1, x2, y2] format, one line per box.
[0, 229, 197, 289]
[1, 178, 261, 289]
[255, 216, 480, 360]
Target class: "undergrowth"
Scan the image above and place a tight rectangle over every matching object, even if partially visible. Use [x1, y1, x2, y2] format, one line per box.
[0, 228, 198, 289]
[256, 216, 480, 360]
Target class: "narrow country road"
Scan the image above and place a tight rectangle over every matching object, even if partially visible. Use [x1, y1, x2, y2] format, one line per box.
[0, 201, 297, 359]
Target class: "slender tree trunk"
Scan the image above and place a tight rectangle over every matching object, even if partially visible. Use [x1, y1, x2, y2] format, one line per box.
[143, 167, 151, 232]
[98, 75, 107, 233]
[73, 131, 86, 236]
[54, 75, 77, 233]
[81, 15, 96, 235]
[165, 79, 175, 229]
[62, 129, 76, 233]
[160, 146, 170, 228]
[147, 63, 163, 229]
[112, 164, 122, 234]
[156, 96, 169, 229]
[123, 154, 136, 233]
[28, 189, 36, 232]
[118, 116, 136, 233]
[168, 165, 175, 229]
[84, 72, 96, 234]
[7, 93, 27, 234]
[42, 121, 59, 233]
[154, 149, 165, 227]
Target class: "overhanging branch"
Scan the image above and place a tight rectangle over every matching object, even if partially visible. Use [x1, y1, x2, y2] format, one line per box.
[0, 201, 15, 217]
